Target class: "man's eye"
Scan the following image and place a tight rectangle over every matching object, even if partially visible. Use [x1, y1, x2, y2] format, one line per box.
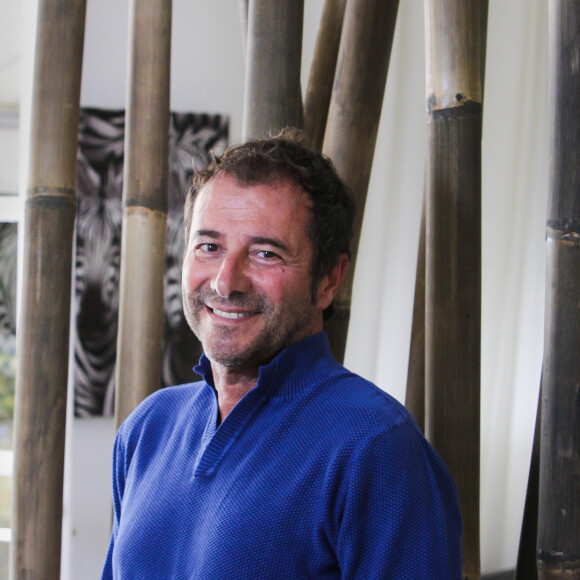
[252, 250, 283, 265]
[196, 243, 219, 253]
[258, 250, 278, 259]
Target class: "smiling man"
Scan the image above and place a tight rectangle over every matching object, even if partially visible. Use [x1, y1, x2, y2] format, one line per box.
[102, 131, 462, 579]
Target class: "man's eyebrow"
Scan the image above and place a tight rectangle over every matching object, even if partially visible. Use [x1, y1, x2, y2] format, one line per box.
[194, 229, 221, 239]
[251, 236, 290, 253]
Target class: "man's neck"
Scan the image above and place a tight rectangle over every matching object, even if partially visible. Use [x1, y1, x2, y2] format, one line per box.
[210, 363, 260, 424]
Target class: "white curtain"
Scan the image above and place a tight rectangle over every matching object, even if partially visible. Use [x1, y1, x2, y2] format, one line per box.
[345, 1, 548, 574]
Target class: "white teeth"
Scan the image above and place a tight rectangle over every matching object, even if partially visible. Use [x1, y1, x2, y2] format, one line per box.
[212, 308, 253, 320]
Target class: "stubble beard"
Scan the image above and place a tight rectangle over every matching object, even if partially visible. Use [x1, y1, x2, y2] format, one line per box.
[183, 286, 318, 370]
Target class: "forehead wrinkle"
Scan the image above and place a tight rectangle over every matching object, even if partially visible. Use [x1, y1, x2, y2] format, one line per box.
[192, 175, 314, 254]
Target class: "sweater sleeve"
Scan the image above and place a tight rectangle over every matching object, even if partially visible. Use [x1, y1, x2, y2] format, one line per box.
[335, 419, 462, 579]
[101, 427, 128, 579]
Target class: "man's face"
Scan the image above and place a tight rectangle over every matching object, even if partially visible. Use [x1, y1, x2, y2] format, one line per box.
[182, 174, 331, 371]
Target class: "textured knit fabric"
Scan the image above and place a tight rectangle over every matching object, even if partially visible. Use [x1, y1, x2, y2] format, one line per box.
[102, 332, 462, 579]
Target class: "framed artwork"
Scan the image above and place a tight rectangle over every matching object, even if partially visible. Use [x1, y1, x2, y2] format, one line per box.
[0, 222, 17, 420]
[74, 108, 228, 417]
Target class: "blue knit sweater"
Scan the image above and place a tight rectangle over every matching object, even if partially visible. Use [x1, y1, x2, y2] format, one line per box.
[102, 332, 462, 579]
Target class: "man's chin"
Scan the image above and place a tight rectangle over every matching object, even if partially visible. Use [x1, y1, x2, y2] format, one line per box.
[204, 339, 279, 370]
[203, 341, 255, 366]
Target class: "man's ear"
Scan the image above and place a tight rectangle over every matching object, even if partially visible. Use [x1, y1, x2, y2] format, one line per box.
[316, 254, 349, 311]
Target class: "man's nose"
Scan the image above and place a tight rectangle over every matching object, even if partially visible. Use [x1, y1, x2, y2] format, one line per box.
[210, 253, 250, 297]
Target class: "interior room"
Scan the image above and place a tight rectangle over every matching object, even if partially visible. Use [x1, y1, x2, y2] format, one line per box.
[0, 1, 560, 578]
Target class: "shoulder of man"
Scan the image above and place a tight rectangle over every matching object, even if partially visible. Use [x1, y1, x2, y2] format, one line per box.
[310, 365, 421, 437]
[116, 379, 209, 444]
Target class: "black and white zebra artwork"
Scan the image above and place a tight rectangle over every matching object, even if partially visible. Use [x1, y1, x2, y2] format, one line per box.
[0, 222, 17, 420]
[74, 108, 228, 417]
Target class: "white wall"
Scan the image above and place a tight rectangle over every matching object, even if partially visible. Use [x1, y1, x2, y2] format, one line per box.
[8, 1, 549, 577]
[0, 0, 20, 108]
[0, 0, 22, 218]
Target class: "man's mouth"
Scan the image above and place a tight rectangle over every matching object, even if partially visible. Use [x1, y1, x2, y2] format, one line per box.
[211, 307, 255, 320]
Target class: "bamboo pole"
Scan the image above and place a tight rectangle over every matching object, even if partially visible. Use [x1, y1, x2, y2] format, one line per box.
[11, 0, 87, 577]
[404, 194, 426, 431]
[322, 0, 399, 363]
[303, 0, 347, 152]
[114, 0, 172, 428]
[537, 2, 580, 577]
[406, 4, 487, 431]
[424, 1, 487, 577]
[515, 386, 541, 580]
[242, 0, 304, 140]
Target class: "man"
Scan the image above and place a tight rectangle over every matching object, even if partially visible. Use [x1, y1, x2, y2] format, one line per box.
[102, 131, 462, 579]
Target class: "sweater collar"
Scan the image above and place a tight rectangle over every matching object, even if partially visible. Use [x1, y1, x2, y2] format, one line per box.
[192, 332, 339, 477]
[193, 332, 338, 401]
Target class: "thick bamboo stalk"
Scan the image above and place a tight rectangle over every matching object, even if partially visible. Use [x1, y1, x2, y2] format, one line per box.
[405, 193, 426, 431]
[303, 0, 347, 152]
[115, 0, 172, 428]
[424, 1, 487, 578]
[322, 0, 399, 363]
[538, 2, 580, 577]
[406, 2, 488, 427]
[242, 0, 304, 140]
[515, 386, 541, 580]
[11, 0, 87, 577]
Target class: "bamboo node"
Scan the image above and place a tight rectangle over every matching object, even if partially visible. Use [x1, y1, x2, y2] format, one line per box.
[427, 93, 483, 114]
[27, 187, 76, 208]
[29, 186, 75, 198]
[562, 232, 580, 242]
[123, 196, 168, 213]
[547, 219, 580, 244]
[537, 548, 580, 572]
